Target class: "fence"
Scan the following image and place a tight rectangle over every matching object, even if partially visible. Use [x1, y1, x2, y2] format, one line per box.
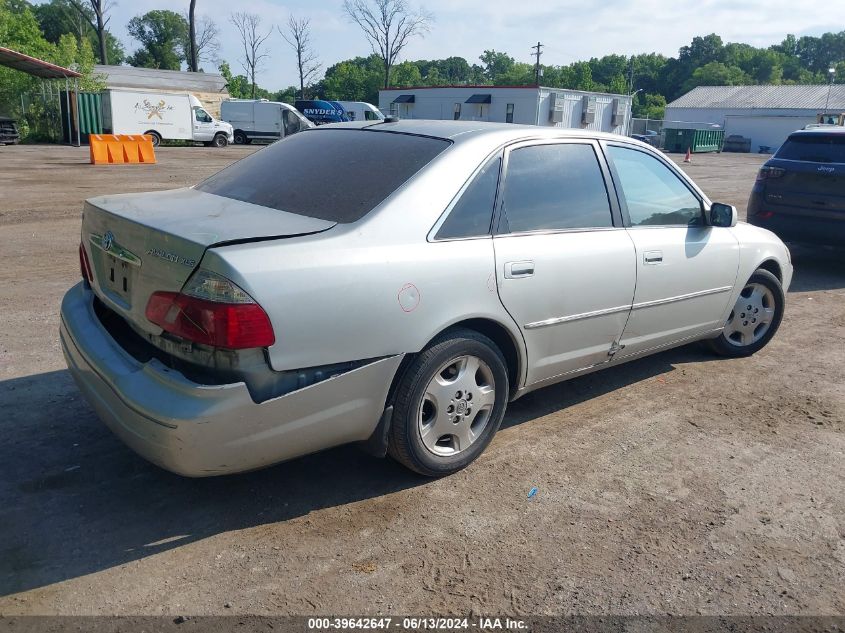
[0, 82, 67, 143]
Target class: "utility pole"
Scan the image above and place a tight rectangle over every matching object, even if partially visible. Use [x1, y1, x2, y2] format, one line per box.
[531, 41, 543, 85]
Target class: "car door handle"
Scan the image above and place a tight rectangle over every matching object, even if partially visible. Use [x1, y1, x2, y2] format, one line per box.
[504, 260, 534, 278]
[643, 250, 663, 264]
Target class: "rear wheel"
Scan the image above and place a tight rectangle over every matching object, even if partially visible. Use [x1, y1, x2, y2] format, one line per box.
[708, 269, 784, 357]
[212, 133, 228, 148]
[388, 329, 509, 477]
[144, 131, 161, 147]
[233, 130, 247, 145]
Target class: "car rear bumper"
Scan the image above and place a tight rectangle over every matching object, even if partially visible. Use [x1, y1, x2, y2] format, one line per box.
[748, 211, 845, 246]
[60, 282, 403, 477]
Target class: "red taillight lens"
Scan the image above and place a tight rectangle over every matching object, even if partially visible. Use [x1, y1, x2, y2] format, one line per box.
[79, 243, 93, 282]
[145, 291, 275, 350]
[756, 166, 785, 181]
[755, 211, 775, 219]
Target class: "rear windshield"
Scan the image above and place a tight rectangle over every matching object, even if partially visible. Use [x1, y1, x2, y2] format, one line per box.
[196, 129, 451, 223]
[776, 134, 845, 164]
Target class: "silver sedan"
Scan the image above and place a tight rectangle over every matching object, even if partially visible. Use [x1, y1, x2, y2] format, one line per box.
[60, 121, 792, 477]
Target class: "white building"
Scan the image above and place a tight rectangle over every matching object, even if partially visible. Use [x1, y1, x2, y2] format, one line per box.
[665, 85, 845, 153]
[378, 85, 632, 134]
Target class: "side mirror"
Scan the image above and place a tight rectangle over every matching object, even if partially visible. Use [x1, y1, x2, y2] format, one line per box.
[710, 202, 738, 228]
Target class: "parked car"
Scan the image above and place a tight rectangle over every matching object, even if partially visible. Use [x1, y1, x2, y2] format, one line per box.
[748, 128, 845, 245]
[0, 115, 20, 145]
[221, 99, 313, 144]
[61, 121, 792, 478]
[631, 129, 660, 147]
[103, 90, 233, 147]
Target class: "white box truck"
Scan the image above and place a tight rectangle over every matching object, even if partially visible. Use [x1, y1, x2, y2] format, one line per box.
[221, 99, 314, 144]
[336, 101, 385, 122]
[101, 90, 234, 148]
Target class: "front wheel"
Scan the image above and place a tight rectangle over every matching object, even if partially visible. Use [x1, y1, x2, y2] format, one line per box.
[388, 329, 509, 477]
[212, 133, 228, 148]
[233, 130, 247, 145]
[707, 268, 785, 357]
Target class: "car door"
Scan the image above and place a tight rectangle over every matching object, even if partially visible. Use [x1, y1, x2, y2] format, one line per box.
[604, 143, 740, 359]
[493, 140, 637, 387]
[192, 107, 215, 141]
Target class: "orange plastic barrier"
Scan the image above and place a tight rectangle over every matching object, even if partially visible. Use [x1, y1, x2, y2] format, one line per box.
[89, 134, 156, 165]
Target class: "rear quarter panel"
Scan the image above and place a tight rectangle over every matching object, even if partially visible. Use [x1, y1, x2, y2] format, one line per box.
[199, 137, 526, 375]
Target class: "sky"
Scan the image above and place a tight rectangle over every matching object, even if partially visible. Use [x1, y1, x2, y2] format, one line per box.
[74, 0, 845, 89]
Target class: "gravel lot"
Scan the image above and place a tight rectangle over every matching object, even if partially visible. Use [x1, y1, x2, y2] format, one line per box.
[0, 144, 843, 616]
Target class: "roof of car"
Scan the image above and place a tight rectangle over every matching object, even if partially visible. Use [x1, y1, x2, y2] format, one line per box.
[314, 120, 634, 145]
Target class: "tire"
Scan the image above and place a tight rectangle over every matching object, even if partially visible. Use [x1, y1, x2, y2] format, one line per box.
[144, 131, 161, 147]
[212, 133, 228, 148]
[707, 268, 785, 358]
[388, 328, 509, 477]
[233, 130, 247, 145]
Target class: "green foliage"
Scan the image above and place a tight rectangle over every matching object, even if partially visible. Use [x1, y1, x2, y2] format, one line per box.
[126, 9, 188, 70]
[218, 62, 271, 99]
[31, 0, 124, 65]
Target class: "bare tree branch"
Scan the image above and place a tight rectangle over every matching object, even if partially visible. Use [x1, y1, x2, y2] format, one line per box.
[68, 0, 113, 64]
[185, 9, 220, 70]
[343, 0, 432, 89]
[278, 15, 321, 99]
[230, 12, 273, 99]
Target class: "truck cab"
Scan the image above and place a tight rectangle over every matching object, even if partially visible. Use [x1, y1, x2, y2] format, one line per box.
[336, 101, 385, 123]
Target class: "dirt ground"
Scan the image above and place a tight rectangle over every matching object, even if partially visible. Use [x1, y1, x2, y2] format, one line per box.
[0, 145, 843, 617]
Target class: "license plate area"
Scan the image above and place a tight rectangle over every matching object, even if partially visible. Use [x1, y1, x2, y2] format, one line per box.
[104, 254, 134, 306]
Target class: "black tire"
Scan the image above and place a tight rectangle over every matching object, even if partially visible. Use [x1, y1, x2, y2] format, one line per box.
[144, 131, 161, 147]
[707, 268, 785, 358]
[233, 130, 247, 145]
[388, 328, 509, 477]
[212, 133, 228, 148]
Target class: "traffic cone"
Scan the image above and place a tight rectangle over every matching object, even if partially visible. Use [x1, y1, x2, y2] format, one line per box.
[684, 147, 692, 163]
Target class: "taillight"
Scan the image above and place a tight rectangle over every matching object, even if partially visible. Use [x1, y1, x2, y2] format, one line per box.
[145, 270, 275, 350]
[756, 166, 785, 181]
[79, 243, 93, 283]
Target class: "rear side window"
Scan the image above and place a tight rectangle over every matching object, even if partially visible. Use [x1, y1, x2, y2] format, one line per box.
[499, 143, 613, 233]
[436, 156, 501, 239]
[196, 130, 450, 223]
[776, 135, 845, 163]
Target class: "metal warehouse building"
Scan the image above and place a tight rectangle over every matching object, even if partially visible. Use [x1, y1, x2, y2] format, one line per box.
[378, 85, 632, 134]
[665, 85, 845, 153]
[93, 65, 229, 117]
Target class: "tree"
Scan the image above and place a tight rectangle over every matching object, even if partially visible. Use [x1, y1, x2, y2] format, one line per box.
[33, 0, 124, 64]
[188, 0, 197, 71]
[230, 11, 272, 99]
[67, 0, 111, 65]
[184, 12, 218, 70]
[279, 15, 321, 99]
[127, 10, 188, 70]
[343, 0, 432, 89]
[479, 50, 514, 82]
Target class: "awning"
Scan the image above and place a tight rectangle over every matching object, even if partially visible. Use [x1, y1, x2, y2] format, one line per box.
[392, 94, 415, 103]
[0, 46, 82, 79]
[465, 94, 492, 104]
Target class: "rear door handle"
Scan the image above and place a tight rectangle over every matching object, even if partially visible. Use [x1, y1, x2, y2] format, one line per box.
[504, 260, 534, 278]
[643, 250, 663, 264]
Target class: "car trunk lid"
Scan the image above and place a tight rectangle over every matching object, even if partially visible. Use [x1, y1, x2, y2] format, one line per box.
[82, 187, 335, 334]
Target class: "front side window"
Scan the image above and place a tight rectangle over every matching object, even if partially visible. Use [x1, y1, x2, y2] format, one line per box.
[365, 110, 381, 121]
[499, 143, 613, 233]
[195, 109, 212, 123]
[435, 156, 501, 239]
[607, 145, 703, 226]
[283, 110, 301, 135]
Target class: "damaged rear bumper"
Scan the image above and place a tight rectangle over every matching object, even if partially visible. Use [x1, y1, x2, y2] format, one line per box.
[60, 282, 403, 476]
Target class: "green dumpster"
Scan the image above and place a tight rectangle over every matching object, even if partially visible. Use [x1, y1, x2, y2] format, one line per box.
[665, 128, 724, 153]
